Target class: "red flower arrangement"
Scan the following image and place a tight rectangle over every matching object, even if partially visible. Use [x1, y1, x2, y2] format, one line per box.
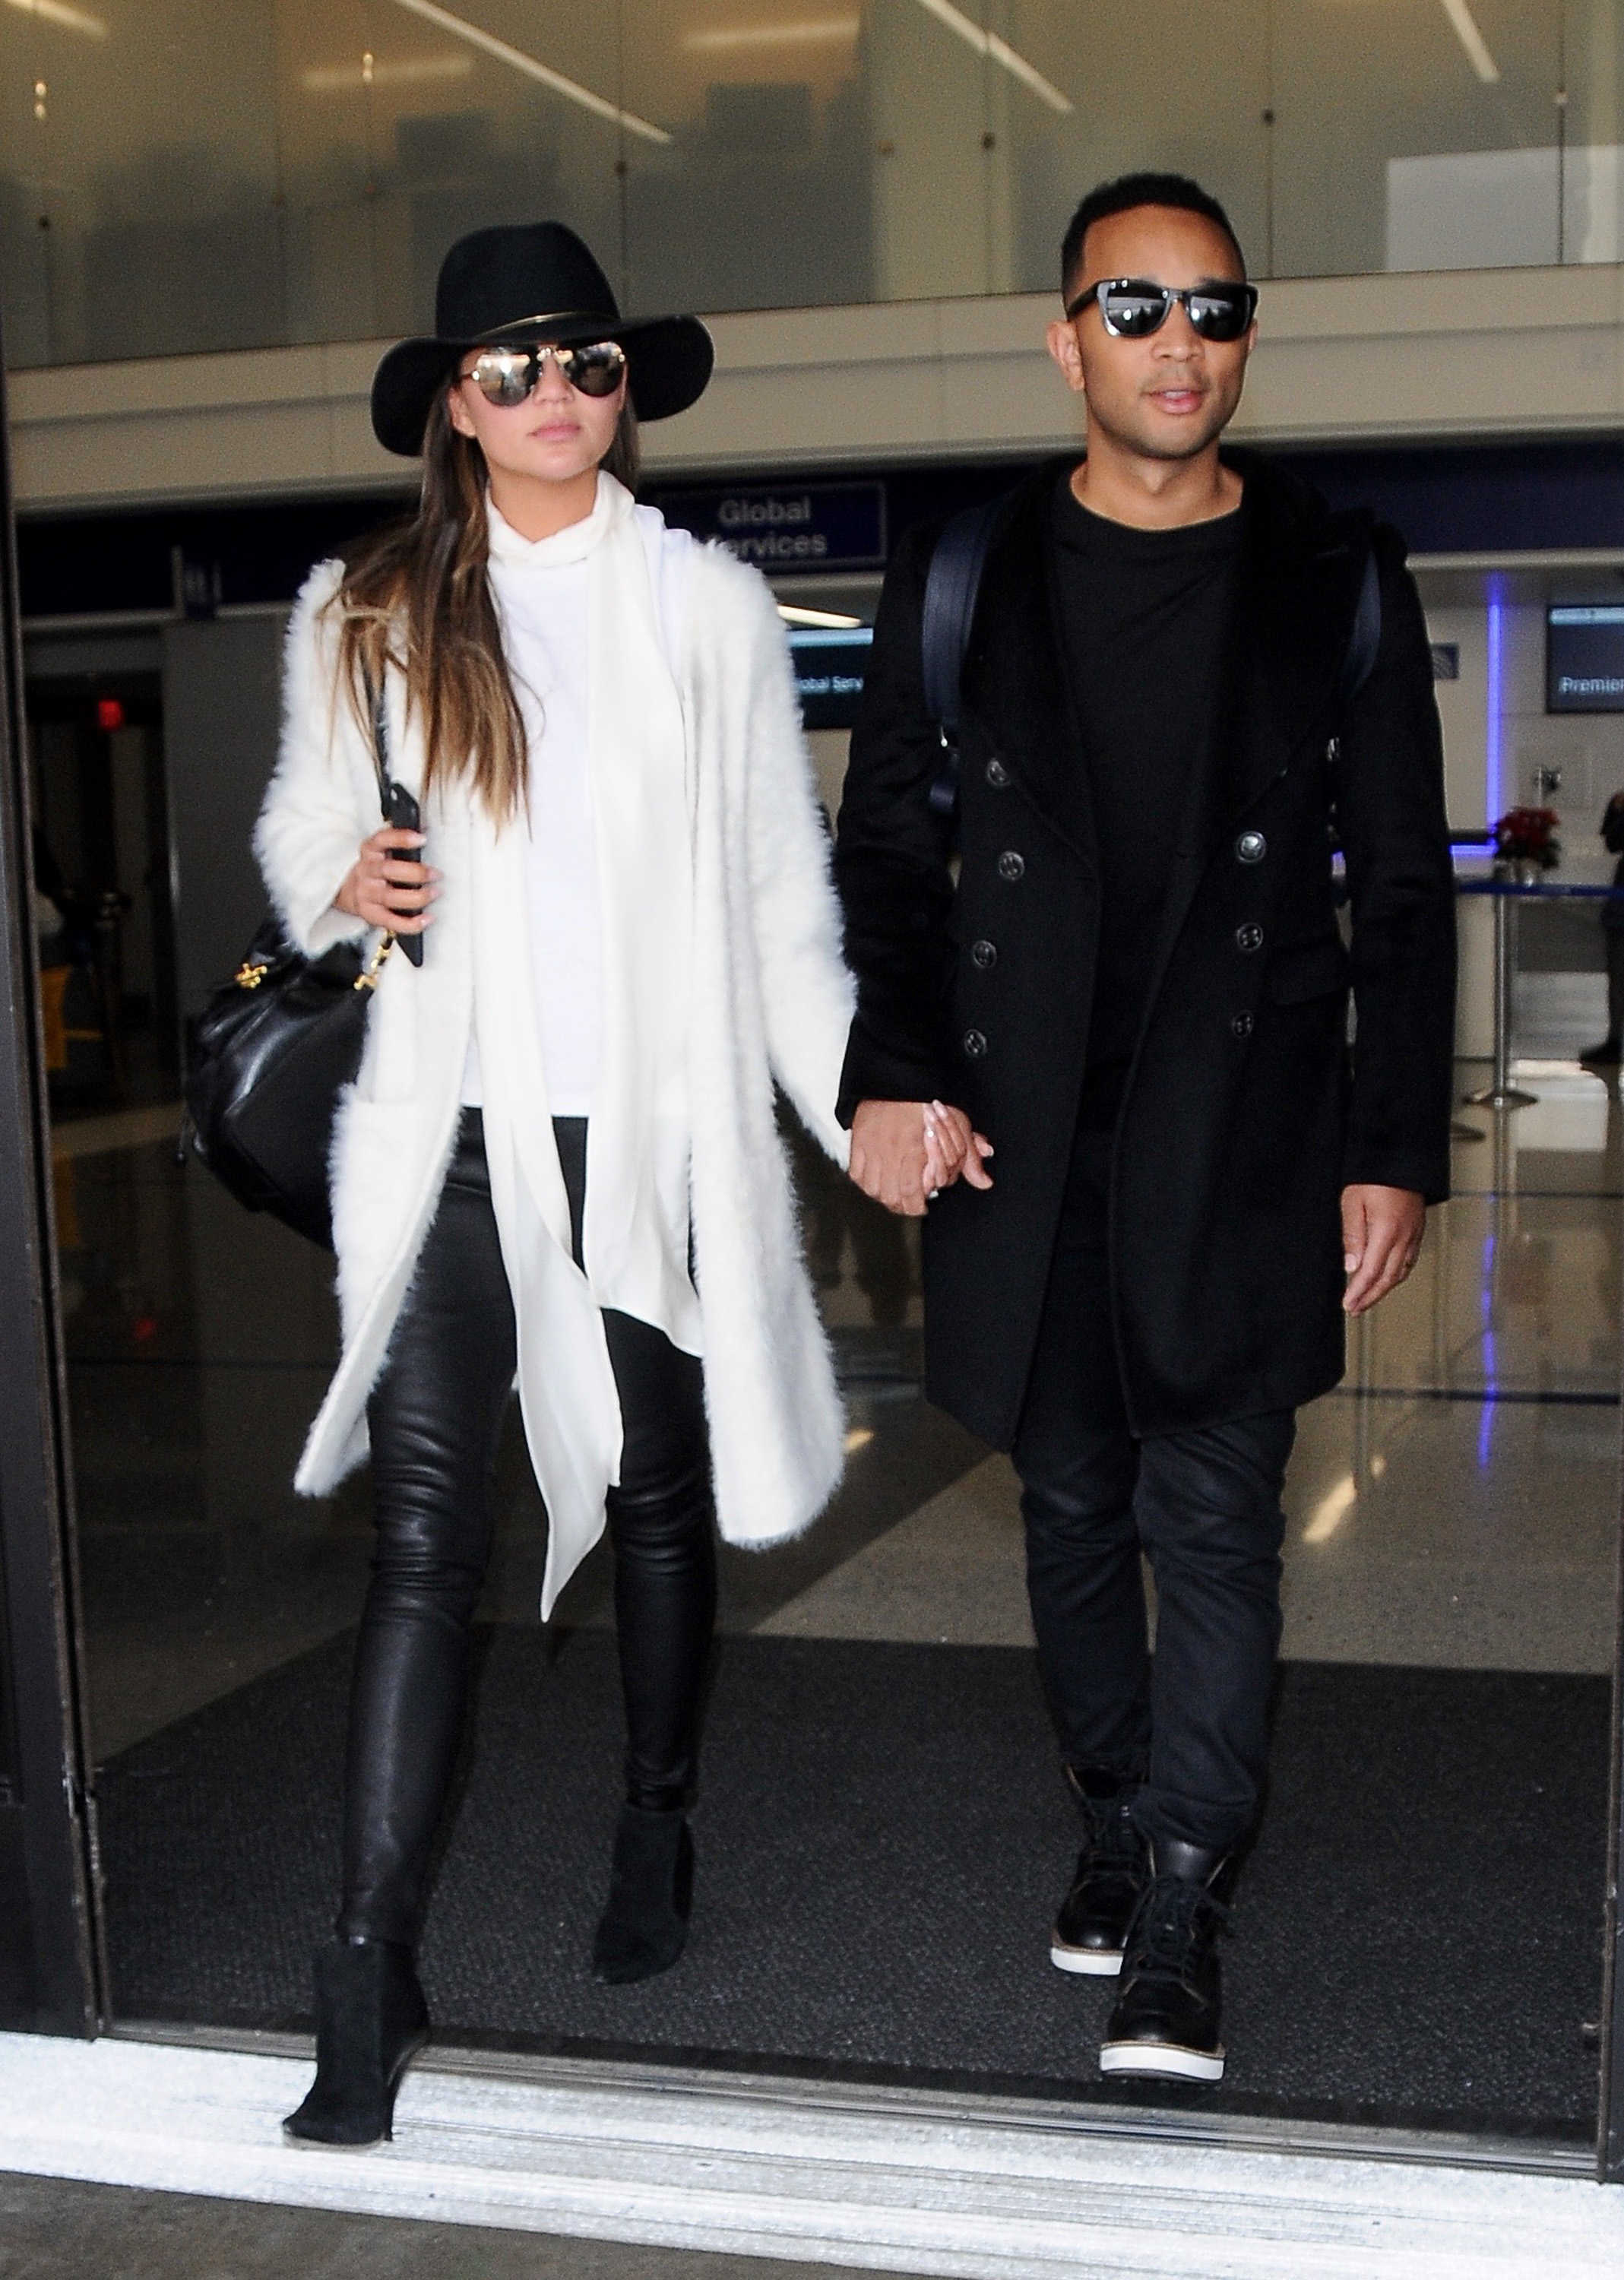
[1493, 806, 1560, 869]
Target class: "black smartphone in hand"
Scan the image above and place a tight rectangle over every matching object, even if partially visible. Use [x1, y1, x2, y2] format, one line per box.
[382, 781, 426, 967]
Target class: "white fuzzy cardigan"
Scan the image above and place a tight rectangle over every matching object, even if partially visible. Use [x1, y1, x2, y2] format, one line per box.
[255, 537, 856, 1606]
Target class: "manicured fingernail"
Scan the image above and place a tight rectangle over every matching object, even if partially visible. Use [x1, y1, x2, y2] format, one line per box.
[1344, 1255, 1357, 1271]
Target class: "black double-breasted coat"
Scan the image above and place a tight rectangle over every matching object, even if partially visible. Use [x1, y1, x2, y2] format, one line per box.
[834, 452, 1456, 1449]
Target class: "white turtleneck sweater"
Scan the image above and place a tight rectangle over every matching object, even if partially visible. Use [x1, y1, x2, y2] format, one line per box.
[461, 493, 693, 1114]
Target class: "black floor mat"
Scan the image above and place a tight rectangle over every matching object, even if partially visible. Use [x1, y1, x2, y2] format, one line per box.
[97, 1630, 1608, 2140]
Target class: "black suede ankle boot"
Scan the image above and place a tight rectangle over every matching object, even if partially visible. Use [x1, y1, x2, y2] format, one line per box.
[283, 1936, 430, 2147]
[591, 1803, 693, 1985]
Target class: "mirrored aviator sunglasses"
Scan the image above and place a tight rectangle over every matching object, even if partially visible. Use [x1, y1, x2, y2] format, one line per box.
[467, 339, 628, 406]
[1067, 277, 1258, 343]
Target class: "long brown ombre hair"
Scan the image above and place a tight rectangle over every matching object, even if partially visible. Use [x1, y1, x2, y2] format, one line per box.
[327, 379, 641, 822]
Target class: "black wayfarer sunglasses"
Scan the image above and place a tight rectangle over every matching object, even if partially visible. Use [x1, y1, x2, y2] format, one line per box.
[1065, 277, 1258, 343]
[464, 339, 628, 406]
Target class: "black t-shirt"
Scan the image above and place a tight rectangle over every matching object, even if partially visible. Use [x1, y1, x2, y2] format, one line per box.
[1049, 473, 1243, 1133]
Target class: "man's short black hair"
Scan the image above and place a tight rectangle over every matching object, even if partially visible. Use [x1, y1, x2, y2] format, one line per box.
[1060, 173, 1246, 300]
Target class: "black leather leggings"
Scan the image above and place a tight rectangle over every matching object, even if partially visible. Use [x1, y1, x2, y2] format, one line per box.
[337, 1109, 715, 1946]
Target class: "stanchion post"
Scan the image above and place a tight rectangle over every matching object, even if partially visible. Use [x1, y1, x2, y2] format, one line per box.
[1465, 884, 1536, 1111]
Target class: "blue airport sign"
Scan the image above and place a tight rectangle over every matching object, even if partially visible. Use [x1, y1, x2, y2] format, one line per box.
[657, 481, 887, 573]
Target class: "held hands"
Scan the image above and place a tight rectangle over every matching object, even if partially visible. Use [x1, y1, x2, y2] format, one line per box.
[334, 828, 440, 936]
[1341, 1183, 1426, 1316]
[848, 1099, 995, 1218]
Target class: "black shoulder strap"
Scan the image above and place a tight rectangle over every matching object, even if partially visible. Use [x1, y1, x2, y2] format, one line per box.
[1336, 534, 1382, 714]
[361, 667, 393, 819]
[923, 496, 1005, 818]
[1324, 535, 1382, 854]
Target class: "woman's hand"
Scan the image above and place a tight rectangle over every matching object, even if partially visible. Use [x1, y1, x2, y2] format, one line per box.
[926, 1101, 995, 1195]
[849, 1100, 994, 1218]
[334, 828, 439, 935]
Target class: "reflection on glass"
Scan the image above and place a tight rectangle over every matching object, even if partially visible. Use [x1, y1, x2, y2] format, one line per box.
[0, 3, 1612, 363]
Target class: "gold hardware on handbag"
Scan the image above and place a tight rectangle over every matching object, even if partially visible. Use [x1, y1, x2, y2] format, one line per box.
[353, 935, 397, 992]
[235, 959, 271, 990]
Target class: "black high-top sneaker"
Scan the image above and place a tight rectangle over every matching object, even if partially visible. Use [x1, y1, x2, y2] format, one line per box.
[1049, 1767, 1150, 1978]
[1098, 1838, 1230, 2083]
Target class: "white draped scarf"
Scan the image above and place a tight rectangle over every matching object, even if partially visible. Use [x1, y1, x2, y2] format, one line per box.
[470, 471, 698, 1614]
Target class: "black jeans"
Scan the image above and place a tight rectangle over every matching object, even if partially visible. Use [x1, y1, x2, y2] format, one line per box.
[338, 1108, 714, 1946]
[1012, 1138, 1295, 1856]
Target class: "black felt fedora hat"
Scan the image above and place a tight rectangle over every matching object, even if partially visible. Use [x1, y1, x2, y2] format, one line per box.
[371, 222, 714, 456]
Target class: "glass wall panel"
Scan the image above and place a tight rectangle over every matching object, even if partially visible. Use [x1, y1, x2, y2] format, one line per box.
[272, 0, 624, 345]
[987, 0, 1271, 294]
[0, 0, 283, 366]
[0, 0, 1613, 367]
[1272, 0, 1569, 278]
[1566, 0, 1624, 261]
[621, 0, 876, 312]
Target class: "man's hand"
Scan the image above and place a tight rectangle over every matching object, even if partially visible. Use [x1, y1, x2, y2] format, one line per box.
[1341, 1184, 1425, 1316]
[849, 1099, 994, 1218]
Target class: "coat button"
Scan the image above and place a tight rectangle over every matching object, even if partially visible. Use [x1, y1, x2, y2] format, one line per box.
[998, 850, 1025, 882]
[1236, 923, 1264, 954]
[1230, 1012, 1254, 1040]
[1236, 830, 1266, 864]
[1326, 736, 1341, 764]
[962, 1028, 988, 1058]
[970, 939, 998, 970]
[986, 757, 1011, 788]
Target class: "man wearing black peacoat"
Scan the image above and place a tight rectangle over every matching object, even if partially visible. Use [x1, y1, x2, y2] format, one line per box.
[838, 450, 1455, 1440]
[835, 173, 1455, 2085]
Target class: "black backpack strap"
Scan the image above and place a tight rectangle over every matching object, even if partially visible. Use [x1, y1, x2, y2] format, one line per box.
[1336, 532, 1382, 714]
[923, 496, 1005, 818]
[1324, 532, 1382, 861]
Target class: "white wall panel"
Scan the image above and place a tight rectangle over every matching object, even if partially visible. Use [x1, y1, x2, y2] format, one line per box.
[11, 265, 1624, 514]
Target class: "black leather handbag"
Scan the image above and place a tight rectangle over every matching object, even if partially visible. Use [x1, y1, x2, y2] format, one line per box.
[183, 684, 399, 1250]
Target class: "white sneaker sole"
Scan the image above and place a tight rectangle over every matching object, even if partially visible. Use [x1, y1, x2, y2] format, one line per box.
[1099, 2039, 1225, 2084]
[1049, 1941, 1123, 1977]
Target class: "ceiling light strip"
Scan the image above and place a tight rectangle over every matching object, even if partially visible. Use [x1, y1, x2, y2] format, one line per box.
[1438, 0, 1500, 84]
[303, 54, 473, 91]
[685, 18, 859, 52]
[388, 0, 673, 144]
[3, 0, 107, 39]
[912, 0, 1072, 116]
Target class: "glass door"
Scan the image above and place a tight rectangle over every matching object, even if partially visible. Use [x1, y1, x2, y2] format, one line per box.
[0, 329, 97, 2040]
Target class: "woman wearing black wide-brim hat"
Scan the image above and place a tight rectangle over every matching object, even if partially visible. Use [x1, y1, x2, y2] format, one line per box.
[258, 223, 899, 2146]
